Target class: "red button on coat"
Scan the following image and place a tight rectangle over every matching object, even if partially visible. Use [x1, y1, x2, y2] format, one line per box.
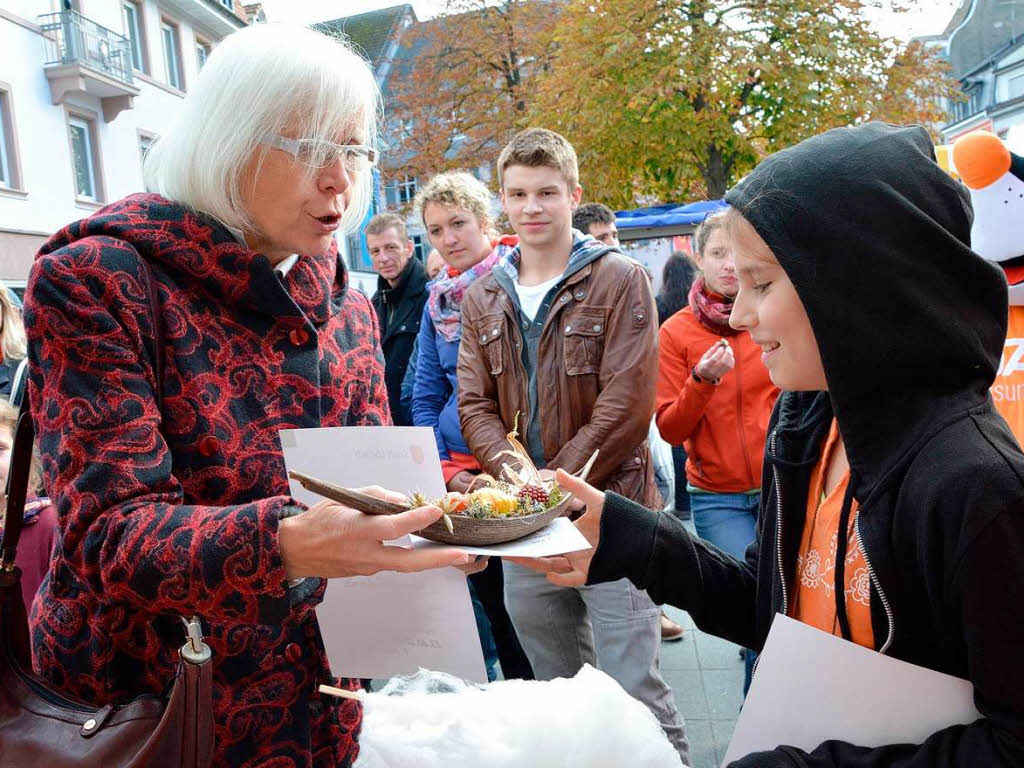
[198, 436, 220, 457]
[289, 328, 310, 346]
[284, 642, 302, 663]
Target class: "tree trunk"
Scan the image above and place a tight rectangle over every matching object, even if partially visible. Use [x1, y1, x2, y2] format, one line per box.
[704, 143, 728, 200]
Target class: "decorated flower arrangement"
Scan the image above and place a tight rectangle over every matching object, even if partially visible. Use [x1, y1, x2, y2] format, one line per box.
[406, 415, 566, 523]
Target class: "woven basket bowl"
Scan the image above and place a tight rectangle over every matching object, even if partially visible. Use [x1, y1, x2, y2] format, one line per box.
[416, 495, 571, 546]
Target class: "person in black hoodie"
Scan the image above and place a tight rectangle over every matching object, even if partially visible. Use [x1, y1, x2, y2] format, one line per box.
[510, 122, 1024, 767]
[367, 212, 429, 425]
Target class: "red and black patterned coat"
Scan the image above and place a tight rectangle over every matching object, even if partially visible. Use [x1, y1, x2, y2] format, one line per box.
[24, 194, 389, 767]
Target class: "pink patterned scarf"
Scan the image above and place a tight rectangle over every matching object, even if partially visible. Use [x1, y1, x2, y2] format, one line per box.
[689, 276, 740, 336]
[426, 238, 517, 343]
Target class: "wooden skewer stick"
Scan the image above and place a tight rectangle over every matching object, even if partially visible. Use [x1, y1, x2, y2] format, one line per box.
[289, 470, 408, 516]
[318, 684, 366, 701]
[560, 449, 600, 511]
[290, 469, 456, 533]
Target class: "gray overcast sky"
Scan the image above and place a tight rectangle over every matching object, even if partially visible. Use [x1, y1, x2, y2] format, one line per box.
[260, 1, 962, 40]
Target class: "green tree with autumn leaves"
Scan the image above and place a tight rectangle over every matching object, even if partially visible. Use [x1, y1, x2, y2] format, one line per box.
[385, 0, 959, 207]
[384, 0, 558, 182]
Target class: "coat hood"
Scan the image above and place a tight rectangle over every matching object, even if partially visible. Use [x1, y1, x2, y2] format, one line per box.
[37, 193, 347, 324]
[726, 123, 1007, 497]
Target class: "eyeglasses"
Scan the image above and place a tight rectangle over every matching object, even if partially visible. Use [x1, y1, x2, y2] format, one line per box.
[262, 134, 378, 173]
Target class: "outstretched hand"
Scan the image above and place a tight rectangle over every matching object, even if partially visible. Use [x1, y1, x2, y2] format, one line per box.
[506, 468, 606, 587]
[279, 484, 479, 580]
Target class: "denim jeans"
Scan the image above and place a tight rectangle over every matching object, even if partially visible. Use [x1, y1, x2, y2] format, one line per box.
[468, 579, 500, 681]
[688, 489, 760, 693]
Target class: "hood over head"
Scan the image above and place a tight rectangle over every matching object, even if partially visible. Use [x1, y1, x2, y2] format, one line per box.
[725, 122, 1007, 497]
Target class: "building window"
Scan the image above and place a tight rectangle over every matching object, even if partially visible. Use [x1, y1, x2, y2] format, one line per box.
[122, 2, 145, 72]
[219, 0, 234, 8]
[0, 92, 13, 189]
[346, 231, 372, 272]
[412, 234, 427, 262]
[954, 83, 984, 123]
[68, 115, 100, 202]
[1010, 72, 1024, 101]
[161, 21, 183, 90]
[196, 40, 211, 70]
[470, 163, 492, 183]
[385, 175, 417, 207]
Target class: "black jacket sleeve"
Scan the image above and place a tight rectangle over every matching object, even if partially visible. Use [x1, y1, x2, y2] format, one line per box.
[731, 424, 1024, 768]
[587, 491, 761, 650]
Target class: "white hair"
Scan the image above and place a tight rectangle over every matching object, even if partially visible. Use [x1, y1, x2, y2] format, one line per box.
[144, 23, 379, 236]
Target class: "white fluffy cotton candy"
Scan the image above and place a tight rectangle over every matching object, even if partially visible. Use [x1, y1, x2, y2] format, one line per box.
[353, 664, 687, 768]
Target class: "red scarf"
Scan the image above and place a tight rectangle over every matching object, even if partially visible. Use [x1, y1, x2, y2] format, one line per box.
[689, 276, 740, 336]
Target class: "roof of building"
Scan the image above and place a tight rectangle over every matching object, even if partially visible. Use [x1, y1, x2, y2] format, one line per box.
[946, 0, 1024, 78]
[315, 4, 414, 68]
[943, 0, 972, 36]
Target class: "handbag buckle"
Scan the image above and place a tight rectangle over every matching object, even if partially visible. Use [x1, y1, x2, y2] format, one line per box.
[180, 616, 212, 665]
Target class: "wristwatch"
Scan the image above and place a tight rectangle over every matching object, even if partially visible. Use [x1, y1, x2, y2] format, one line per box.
[691, 366, 719, 385]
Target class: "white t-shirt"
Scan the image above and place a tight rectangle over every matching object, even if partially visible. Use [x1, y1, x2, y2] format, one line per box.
[515, 275, 562, 322]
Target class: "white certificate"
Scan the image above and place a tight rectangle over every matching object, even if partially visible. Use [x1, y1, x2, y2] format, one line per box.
[280, 426, 487, 682]
[723, 615, 980, 765]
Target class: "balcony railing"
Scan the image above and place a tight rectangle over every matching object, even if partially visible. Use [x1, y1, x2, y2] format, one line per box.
[39, 10, 134, 86]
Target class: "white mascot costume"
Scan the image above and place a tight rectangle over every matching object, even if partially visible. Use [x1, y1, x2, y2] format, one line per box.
[952, 130, 1024, 440]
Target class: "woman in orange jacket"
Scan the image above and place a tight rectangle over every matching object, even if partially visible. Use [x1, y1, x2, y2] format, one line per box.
[656, 211, 778, 688]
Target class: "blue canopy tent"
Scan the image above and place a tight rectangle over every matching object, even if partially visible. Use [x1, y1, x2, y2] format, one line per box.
[614, 200, 727, 242]
[611, 200, 727, 291]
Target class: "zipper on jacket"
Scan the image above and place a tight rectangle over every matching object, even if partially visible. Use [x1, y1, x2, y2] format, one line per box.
[769, 429, 789, 618]
[751, 427, 786, 681]
[504, 296, 531, 441]
[520, 283, 572, 456]
[854, 511, 895, 654]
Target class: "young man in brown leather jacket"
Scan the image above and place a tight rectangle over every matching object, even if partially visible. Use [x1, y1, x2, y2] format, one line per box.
[457, 128, 688, 762]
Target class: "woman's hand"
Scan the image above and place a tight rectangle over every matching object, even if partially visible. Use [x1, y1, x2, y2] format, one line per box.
[278, 488, 475, 579]
[695, 339, 735, 383]
[506, 469, 605, 587]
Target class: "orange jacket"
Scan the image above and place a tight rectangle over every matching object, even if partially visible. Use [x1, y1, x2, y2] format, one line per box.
[656, 307, 779, 493]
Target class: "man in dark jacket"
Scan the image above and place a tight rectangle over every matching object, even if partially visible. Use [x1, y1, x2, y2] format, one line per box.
[367, 213, 428, 425]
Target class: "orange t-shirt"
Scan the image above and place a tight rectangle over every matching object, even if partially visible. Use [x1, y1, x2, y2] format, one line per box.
[789, 419, 874, 649]
[992, 305, 1024, 443]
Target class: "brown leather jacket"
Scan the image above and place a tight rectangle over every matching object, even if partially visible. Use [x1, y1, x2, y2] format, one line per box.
[458, 249, 662, 507]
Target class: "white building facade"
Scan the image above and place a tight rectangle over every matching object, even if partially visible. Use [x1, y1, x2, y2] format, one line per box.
[0, 0, 368, 294]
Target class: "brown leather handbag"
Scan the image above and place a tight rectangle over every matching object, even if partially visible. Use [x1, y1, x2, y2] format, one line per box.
[0, 260, 214, 766]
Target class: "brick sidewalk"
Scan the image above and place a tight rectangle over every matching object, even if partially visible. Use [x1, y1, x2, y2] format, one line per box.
[660, 604, 745, 768]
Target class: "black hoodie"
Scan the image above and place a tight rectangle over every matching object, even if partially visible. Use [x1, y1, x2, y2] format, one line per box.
[589, 124, 1024, 767]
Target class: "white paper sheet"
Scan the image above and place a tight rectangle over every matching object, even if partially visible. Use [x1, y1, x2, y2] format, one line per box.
[316, 567, 487, 682]
[280, 426, 448, 503]
[410, 517, 590, 557]
[722, 615, 981, 765]
[280, 426, 487, 682]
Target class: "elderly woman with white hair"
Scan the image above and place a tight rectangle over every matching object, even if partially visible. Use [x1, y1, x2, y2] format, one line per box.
[23, 23, 474, 767]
